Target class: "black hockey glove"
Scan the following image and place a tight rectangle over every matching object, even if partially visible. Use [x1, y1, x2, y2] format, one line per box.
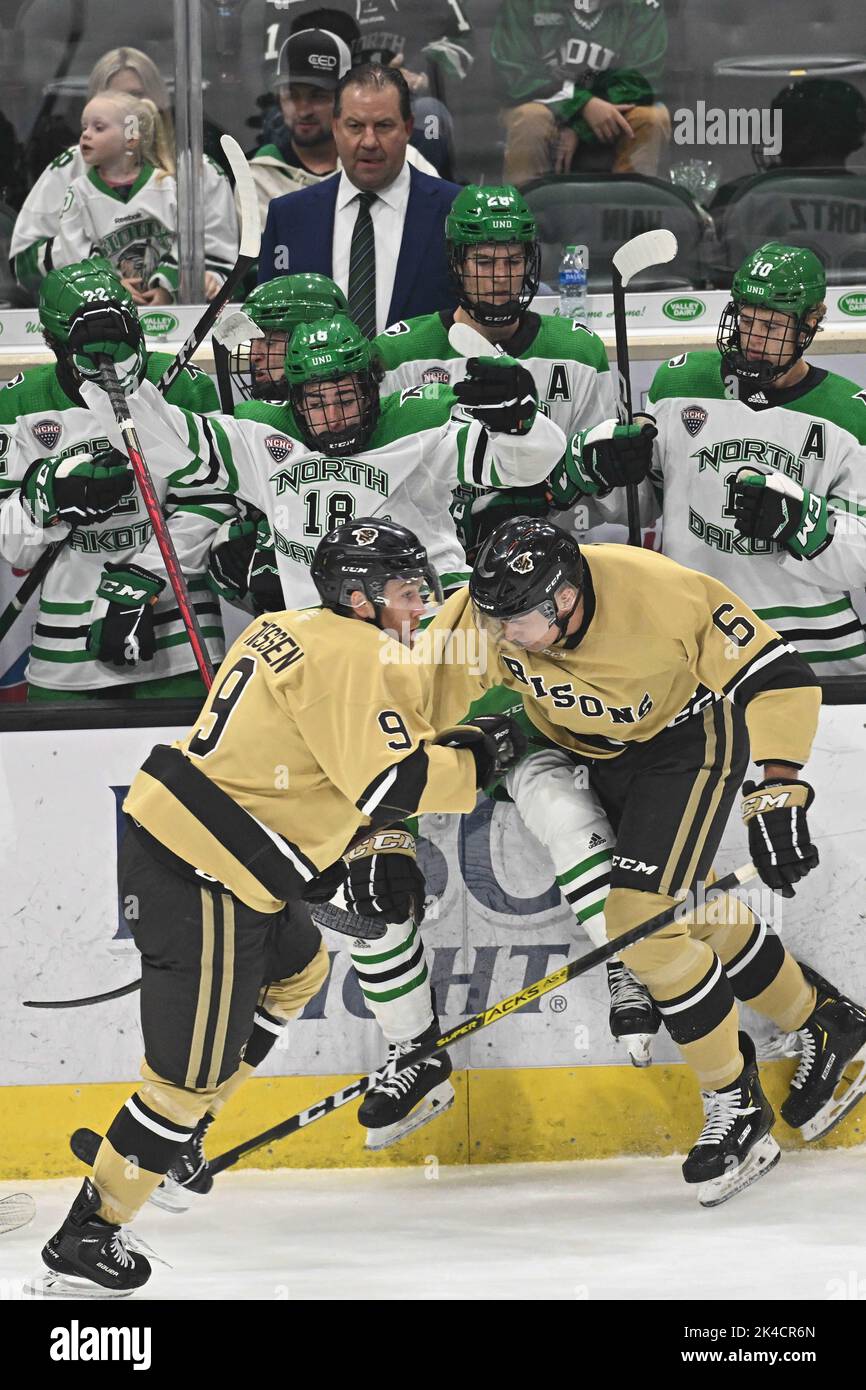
[452, 356, 538, 435]
[87, 562, 166, 666]
[302, 857, 349, 904]
[20, 448, 133, 528]
[435, 714, 528, 790]
[741, 777, 819, 899]
[567, 419, 657, 498]
[731, 470, 830, 559]
[450, 482, 551, 563]
[248, 534, 284, 614]
[343, 828, 426, 924]
[67, 300, 145, 392]
[207, 518, 257, 603]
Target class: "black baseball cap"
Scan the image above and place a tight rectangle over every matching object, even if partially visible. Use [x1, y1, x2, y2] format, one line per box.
[274, 28, 352, 91]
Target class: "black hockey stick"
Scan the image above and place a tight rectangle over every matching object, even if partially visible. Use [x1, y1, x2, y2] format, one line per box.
[610, 230, 678, 546]
[23, 978, 141, 1009]
[70, 862, 757, 1176]
[31, 902, 380, 1010]
[0, 537, 67, 644]
[155, 135, 260, 398]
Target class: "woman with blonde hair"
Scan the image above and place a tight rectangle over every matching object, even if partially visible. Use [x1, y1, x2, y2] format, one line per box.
[11, 46, 237, 302]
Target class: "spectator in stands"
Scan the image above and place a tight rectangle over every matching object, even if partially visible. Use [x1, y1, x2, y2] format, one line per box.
[492, 0, 670, 185]
[247, 28, 440, 231]
[258, 64, 460, 334]
[753, 79, 866, 173]
[10, 46, 235, 302]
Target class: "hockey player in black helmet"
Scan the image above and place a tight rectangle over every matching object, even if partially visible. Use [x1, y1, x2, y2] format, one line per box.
[424, 515, 854, 1203]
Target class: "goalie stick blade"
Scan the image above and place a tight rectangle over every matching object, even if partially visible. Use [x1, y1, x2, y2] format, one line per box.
[308, 901, 388, 940]
[70, 1127, 101, 1167]
[220, 135, 261, 260]
[612, 229, 678, 289]
[0, 1193, 36, 1234]
[447, 321, 504, 359]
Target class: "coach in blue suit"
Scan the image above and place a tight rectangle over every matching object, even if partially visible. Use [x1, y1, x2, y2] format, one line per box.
[258, 64, 460, 333]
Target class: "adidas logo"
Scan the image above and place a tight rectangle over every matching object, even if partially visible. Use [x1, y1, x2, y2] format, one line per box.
[588, 833, 607, 849]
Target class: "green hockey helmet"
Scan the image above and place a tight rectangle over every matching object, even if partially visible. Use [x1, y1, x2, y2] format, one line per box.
[233, 274, 351, 402]
[284, 314, 382, 456]
[718, 243, 827, 390]
[446, 185, 540, 327]
[39, 259, 146, 388]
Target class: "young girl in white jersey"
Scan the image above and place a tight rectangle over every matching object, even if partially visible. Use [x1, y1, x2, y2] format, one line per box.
[52, 91, 229, 304]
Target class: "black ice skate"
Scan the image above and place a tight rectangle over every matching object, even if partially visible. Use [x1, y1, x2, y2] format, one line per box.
[780, 984, 866, 1141]
[148, 1113, 215, 1213]
[607, 960, 662, 1067]
[32, 1178, 152, 1298]
[682, 1033, 780, 1208]
[359, 1020, 454, 1151]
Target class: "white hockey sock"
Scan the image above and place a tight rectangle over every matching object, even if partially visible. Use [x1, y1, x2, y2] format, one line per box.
[351, 917, 434, 1042]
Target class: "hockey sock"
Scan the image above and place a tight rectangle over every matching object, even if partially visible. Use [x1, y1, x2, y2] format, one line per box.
[351, 916, 434, 1042]
[94, 1090, 209, 1224]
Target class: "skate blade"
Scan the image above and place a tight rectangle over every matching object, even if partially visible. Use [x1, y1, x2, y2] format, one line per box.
[620, 1034, 654, 1068]
[0, 1193, 36, 1234]
[364, 1080, 455, 1151]
[147, 1178, 192, 1214]
[24, 1270, 136, 1299]
[697, 1134, 781, 1208]
[799, 1046, 866, 1142]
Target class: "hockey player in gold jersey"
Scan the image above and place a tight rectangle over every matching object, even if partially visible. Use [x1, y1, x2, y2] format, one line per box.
[36, 521, 525, 1296]
[422, 517, 866, 1204]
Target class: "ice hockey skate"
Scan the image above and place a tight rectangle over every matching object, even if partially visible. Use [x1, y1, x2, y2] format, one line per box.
[780, 984, 866, 1141]
[147, 1113, 215, 1213]
[31, 1178, 152, 1298]
[606, 960, 662, 1067]
[359, 1020, 454, 1151]
[682, 1033, 780, 1208]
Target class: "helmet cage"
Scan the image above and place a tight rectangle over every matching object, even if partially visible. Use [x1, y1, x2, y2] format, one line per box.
[289, 368, 381, 455]
[717, 299, 819, 389]
[449, 240, 541, 327]
[230, 331, 292, 402]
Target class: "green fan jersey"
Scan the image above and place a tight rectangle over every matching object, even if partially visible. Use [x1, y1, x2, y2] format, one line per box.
[584, 350, 866, 673]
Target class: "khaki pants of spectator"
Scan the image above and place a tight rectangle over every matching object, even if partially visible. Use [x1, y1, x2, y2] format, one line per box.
[502, 102, 671, 184]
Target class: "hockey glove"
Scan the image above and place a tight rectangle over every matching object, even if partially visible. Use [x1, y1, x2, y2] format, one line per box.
[67, 300, 146, 394]
[732, 470, 831, 559]
[741, 777, 819, 899]
[343, 828, 426, 924]
[554, 419, 657, 499]
[435, 714, 528, 790]
[302, 857, 349, 904]
[20, 448, 133, 528]
[87, 562, 166, 666]
[452, 356, 538, 435]
[207, 517, 257, 603]
[450, 482, 551, 563]
[248, 525, 284, 615]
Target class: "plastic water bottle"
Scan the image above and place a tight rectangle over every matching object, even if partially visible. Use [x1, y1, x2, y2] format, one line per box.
[558, 244, 588, 320]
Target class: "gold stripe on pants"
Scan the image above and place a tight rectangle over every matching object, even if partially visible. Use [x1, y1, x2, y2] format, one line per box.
[206, 895, 236, 1089]
[184, 888, 216, 1089]
[659, 703, 733, 898]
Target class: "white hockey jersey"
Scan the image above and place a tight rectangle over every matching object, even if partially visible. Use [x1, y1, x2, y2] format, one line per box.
[0, 380, 235, 690]
[11, 146, 238, 297]
[80, 378, 568, 610]
[585, 350, 866, 674]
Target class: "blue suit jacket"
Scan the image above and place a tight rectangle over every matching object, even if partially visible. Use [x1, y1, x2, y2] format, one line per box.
[258, 166, 460, 325]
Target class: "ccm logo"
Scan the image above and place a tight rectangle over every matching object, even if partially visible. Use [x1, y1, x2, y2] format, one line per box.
[309, 52, 337, 68]
[611, 855, 658, 874]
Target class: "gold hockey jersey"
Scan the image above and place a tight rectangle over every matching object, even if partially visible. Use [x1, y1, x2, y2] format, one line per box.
[124, 608, 478, 912]
[422, 546, 821, 768]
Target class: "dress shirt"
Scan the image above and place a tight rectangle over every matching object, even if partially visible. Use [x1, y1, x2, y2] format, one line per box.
[331, 161, 412, 335]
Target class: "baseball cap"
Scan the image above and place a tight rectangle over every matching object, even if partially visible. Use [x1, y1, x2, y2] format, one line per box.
[274, 28, 352, 91]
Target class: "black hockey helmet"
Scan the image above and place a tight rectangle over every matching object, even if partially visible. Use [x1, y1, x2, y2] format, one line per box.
[311, 517, 443, 618]
[470, 517, 583, 645]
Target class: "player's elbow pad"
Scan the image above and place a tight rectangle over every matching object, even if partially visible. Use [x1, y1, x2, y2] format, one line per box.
[355, 744, 431, 826]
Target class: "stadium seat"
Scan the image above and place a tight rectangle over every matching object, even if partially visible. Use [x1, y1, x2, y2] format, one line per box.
[709, 170, 866, 286]
[519, 174, 706, 292]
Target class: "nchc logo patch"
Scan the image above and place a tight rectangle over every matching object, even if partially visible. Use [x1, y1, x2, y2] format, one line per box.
[422, 367, 451, 385]
[264, 434, 294, 463]
[681, 404, 708, 438]
[32, 419, 62, 450]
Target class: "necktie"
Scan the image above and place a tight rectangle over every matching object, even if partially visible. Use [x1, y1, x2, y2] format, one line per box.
[347, 191, 378, 339]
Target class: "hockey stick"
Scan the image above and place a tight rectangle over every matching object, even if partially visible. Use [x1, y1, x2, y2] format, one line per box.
[68, 862, 757, 1176]
[97, 356, 216, 689]
[447, 321, 505, 359]
[610, 230, 678, 546]
[0, 1193, 36, 1234]
[155, 135, 260, 398]
[23, 977, 141, 1009]
[0, 537, 67, 644]
[28, 901, 383, 1009]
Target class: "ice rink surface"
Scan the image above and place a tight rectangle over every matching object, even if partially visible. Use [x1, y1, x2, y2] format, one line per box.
[2, 1149, 865, 1301]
